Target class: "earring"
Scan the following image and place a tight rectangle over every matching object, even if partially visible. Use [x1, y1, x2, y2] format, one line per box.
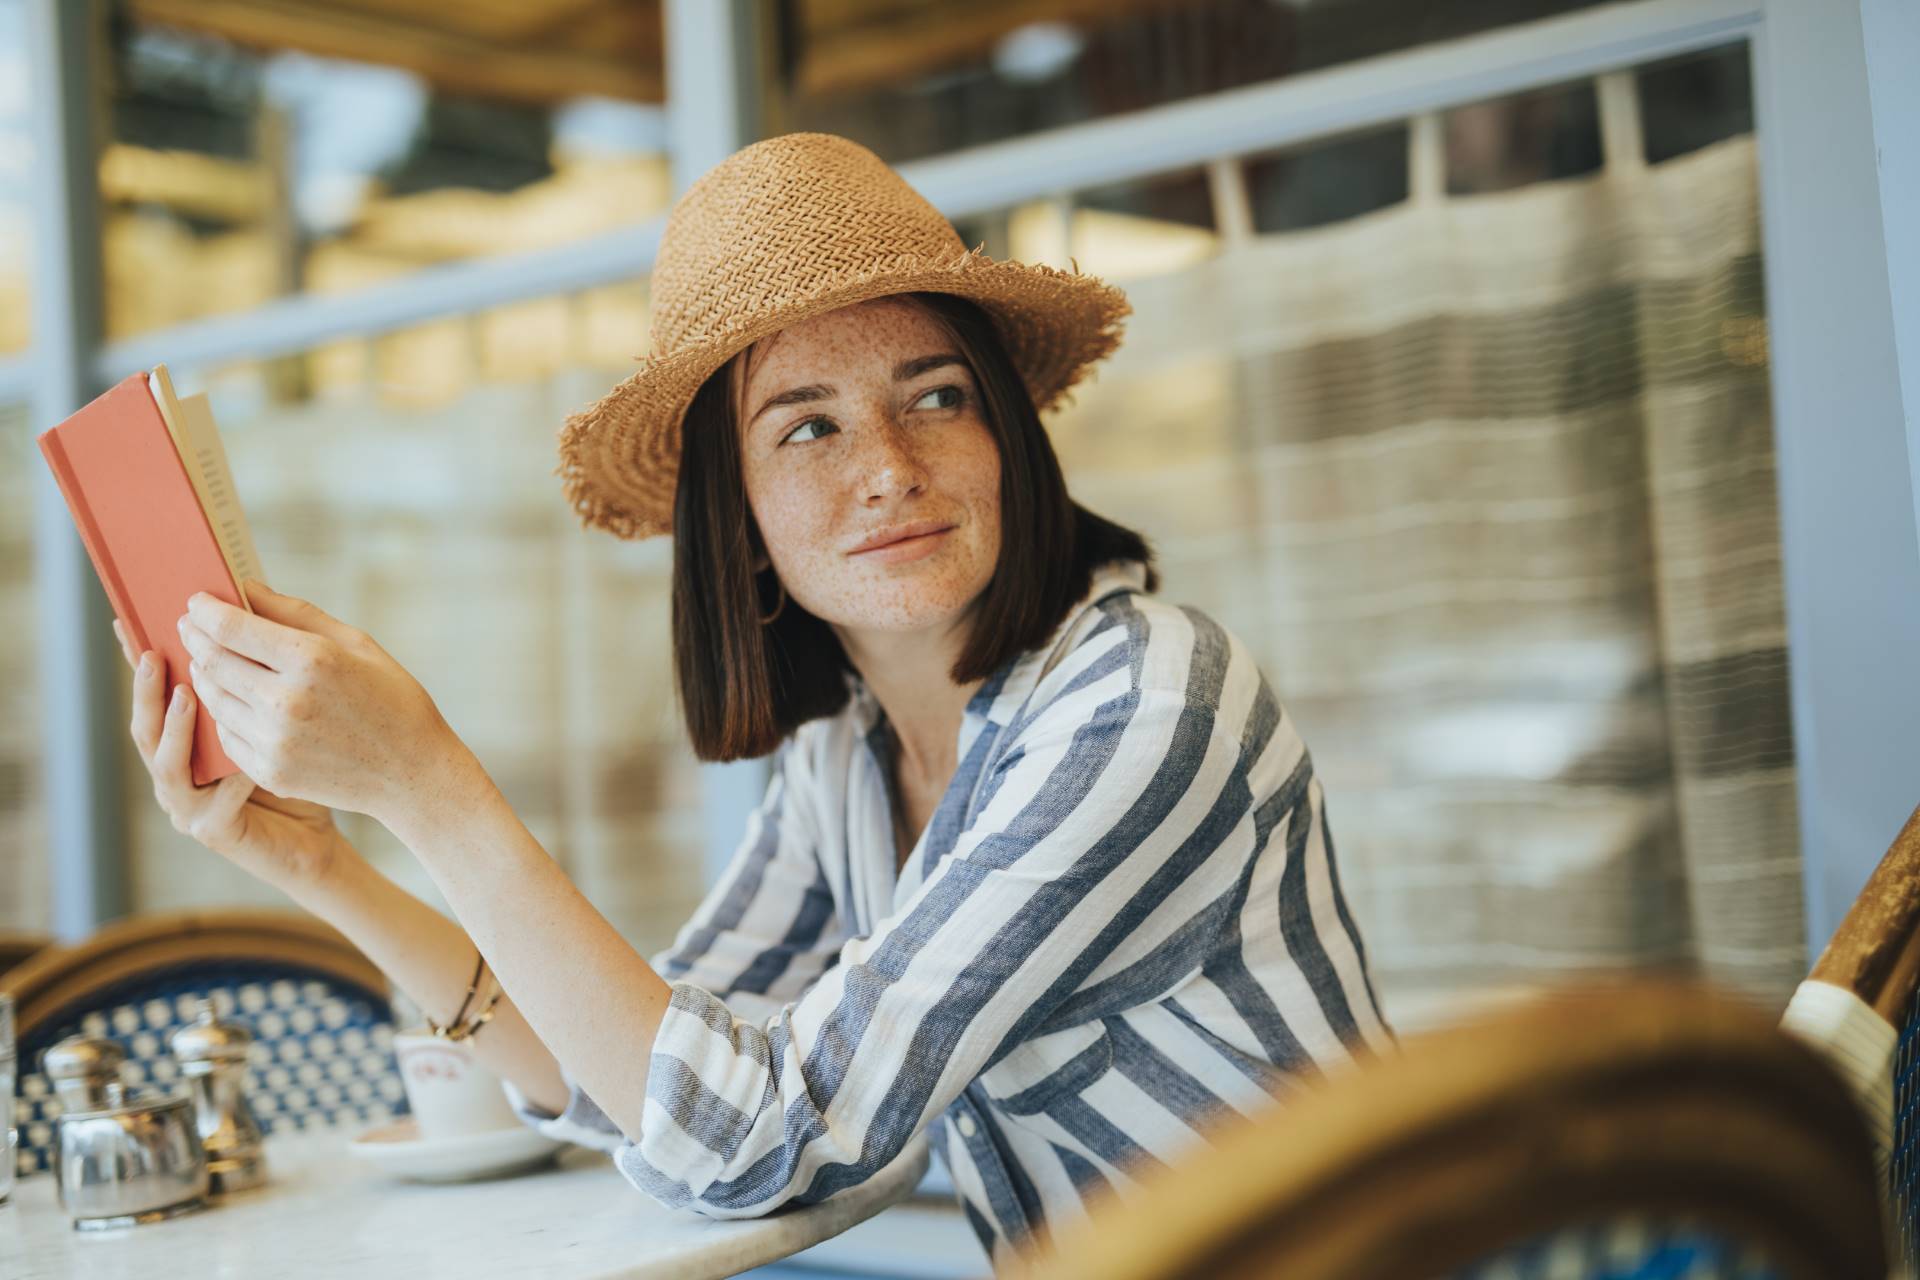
[756, 572, 788, 626]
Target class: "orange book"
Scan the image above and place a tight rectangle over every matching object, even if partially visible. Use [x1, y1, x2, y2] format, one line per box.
[38, 367, 265, 787]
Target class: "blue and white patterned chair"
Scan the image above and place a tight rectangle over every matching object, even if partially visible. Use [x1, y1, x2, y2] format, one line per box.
[2, 909, 407, 1181]
[1021, 981, 1887, 1280]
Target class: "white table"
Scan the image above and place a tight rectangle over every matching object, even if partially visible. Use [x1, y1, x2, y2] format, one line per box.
[0, 1128, 929, 1279]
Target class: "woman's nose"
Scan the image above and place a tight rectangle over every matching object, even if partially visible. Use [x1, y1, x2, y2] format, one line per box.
[854, 420, 928, 503]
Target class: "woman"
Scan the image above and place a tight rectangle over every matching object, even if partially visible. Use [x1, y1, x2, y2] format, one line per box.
[120, 133, 1389, 1267]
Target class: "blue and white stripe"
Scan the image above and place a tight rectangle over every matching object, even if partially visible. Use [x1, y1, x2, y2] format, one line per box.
[505, 558, 1391, 1267]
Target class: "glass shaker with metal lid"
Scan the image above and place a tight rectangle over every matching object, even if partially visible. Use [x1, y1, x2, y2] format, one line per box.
[169, 1002, 268, 1193]
[43, 1033, 211, 1229]
[41, 1034, 127, 1114]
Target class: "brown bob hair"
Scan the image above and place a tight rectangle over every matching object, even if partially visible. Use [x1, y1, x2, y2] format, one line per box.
[671, 290, 1158, 763]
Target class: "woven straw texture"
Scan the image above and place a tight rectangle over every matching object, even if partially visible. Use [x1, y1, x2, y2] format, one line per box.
[555, 131, 1132, 539]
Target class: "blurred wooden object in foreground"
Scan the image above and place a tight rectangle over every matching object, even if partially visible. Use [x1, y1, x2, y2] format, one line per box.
[1782, 801, 1920, 1263]
[1018, 980, 1884, 1280]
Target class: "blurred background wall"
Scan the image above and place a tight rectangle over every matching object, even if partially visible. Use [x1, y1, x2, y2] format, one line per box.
[1, 0, 1913, 1044]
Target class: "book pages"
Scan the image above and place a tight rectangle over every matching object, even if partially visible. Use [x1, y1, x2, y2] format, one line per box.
[147, 365, 263, 610]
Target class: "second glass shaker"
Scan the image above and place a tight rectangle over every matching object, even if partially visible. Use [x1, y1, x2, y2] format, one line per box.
[169, 1003, 268, 1194]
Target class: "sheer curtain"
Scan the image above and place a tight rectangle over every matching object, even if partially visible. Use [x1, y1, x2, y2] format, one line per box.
[1048, 77, 1800, 1022]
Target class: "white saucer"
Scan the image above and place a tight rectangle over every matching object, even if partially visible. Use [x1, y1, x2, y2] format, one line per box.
[347, 1116, 566, 1183]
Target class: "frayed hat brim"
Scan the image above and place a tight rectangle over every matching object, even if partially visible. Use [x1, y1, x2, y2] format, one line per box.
[557, 247, 1131, 541]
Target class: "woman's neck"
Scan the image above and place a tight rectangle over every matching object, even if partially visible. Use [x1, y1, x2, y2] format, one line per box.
[837, 620, 983, 788]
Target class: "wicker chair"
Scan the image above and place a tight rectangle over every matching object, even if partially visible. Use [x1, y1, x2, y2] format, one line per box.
[0, 930, 52, 980]
[1780, 801, 1920, 1267]
[1017, 982, 1885, 1280]
[2, 909, 407, 1181]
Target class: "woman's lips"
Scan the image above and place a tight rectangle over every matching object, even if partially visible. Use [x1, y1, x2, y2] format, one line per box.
[849, 526, 953, 564]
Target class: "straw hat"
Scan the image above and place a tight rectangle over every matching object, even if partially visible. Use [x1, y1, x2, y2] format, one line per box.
[555, 131, 1133, 540]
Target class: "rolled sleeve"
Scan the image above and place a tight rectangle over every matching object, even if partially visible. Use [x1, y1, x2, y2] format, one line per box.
[651, 740, 842, 1021]
[507, 738, 839, 1166]
[502, 1061, 628, 1154]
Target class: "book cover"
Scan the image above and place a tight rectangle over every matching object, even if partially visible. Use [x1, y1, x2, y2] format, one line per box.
[37, 372, 247, 787]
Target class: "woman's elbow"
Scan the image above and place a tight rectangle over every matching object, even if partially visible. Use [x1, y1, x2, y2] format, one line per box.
[611, 1145, 811, 1218]
[618, 1121, 878, 1218]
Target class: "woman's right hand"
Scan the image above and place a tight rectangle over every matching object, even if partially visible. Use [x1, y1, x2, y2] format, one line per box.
[114, 618, 346, 896]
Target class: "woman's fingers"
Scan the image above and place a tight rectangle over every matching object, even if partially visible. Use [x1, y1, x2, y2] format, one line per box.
[151, 687, 259, 844]
[178, 620, 268, 707]
[211, 719, 263, 786]
[151, 682, 197, 800]
[130, 651, 166, 762]
[198, 772, 256, 834]
[133, 642, 268, 850]
[188, 660, 260, 736]
[111, 619, 135, 670]
[151, 679, 204, 832]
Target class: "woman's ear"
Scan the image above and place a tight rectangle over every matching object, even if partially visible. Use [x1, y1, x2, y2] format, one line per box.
[744, 508, 772, 575]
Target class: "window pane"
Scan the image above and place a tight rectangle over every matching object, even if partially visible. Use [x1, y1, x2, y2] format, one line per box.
[99, 11, 670, 342]
[1638, 43, 1754, 164]
[1245, 125, 1410, 234]
[781, 0, 1616, 164]
[1444, 79, 1602, 195]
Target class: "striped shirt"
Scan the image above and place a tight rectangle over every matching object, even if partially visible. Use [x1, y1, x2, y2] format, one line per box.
[504, 557, 1391, 1267]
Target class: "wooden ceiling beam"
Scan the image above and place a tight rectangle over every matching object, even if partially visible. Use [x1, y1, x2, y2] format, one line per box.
[315, 0, 653, 47]
[541, 2, 664, 62]
[126, 0, 664, 105]
[300, 0, 605, 44]
[512, 0, 650, 47]
[795, 0, 1195, 100]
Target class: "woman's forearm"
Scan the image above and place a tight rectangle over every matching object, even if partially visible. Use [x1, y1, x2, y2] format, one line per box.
[367, 746, 674, 1142]
[292, 830, 572, 1116]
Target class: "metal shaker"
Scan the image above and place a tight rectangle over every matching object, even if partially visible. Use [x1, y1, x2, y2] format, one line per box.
[43, 1034, 210, 1229]
[169, 1003, 268, 1194]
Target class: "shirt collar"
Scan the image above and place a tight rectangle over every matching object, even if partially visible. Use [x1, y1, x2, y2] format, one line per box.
[969, 557, 1148, 728]
[843, 557, 1150, 735]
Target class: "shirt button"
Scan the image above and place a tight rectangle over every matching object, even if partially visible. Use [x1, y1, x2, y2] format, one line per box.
[956, 1114, 978, 1139]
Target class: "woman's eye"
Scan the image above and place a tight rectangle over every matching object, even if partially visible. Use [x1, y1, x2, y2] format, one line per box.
[915, 385, 967, 412]
[778, 386, 966, 445]
[782, 417, 837, 445]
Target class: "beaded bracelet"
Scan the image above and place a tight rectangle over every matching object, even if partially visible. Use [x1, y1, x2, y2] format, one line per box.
[444, 971, 503, 1044]
[424, 949, 485, 1039]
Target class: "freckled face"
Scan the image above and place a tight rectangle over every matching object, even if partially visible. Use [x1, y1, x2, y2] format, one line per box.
[735, 297, 1001, 635]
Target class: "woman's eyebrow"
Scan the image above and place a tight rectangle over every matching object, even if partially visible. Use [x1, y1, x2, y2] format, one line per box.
[893, 352, 965, 382]
[747, 353, 967, 430]
[748, 382, 834, 429]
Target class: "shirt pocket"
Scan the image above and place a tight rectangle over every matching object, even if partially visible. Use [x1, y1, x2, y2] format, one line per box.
[982, 1021, 1115, 1118]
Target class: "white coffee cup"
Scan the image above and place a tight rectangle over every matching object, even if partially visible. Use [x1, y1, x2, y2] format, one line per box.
[391, 1029, 524, 1140]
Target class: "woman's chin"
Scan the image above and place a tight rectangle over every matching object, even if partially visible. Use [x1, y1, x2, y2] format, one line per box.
[811, 582, 985, 635]
[836, 603, 971, 634]
[797, 545, 997, 635]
